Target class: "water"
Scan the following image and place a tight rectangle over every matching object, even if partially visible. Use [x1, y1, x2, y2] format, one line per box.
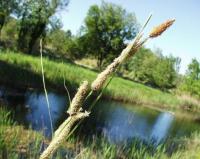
[1, 88, 200, 146]
[87, 100, 200, 146]
[25, 92, 67, 136]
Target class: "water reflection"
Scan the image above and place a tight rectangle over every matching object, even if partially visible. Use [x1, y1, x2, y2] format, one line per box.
[95, 103, 175, 145]
[103, 106, 150, 144]
[1, 89, 200, 145]
[150, 113, 174, 145]
[25, 92, 67, 137]
[89, 101, 200, 145]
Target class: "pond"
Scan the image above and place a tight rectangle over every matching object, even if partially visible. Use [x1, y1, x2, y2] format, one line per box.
[1, 87, 200, 147]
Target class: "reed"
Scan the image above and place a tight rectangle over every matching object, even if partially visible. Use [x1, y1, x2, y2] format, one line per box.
[40, 39, 54, 138]
[38, 15, 175, 158]
[40, 81, 90, 159]
[149, 19, 175, 38]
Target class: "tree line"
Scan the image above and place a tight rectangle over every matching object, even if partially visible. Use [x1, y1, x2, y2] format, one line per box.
[0, 0, 199, 95]
[179, 59, 200, 98]
[0, 0, 69, 53]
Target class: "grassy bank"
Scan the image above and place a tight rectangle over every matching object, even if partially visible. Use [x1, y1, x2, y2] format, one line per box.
[0, 50, 199, 111]
[1, 106, 200, 159]
[0, 106, 44, 158]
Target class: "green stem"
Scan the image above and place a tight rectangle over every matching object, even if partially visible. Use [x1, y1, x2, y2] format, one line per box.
[40, 39, 54, 138]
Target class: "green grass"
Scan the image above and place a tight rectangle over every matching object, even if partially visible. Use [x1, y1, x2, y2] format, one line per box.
[0, 50, 199, 111]
[0, 106, 44, 158]
[72, 135, 200, 159]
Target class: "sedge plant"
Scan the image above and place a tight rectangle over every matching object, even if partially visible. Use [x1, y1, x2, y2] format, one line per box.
[40, 15, 175, 159]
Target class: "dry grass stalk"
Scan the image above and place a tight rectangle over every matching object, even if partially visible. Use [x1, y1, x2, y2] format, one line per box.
[40, 16, 175, 159]
[54, 118, 70, 137]
[39, 81, 90, 159]
[149, 19, 175, 38]
[54, 81, 89, 137]
[39, 111, 90, 159]
[91, 35, 141, 91]
[67, 81, 89, 115]
[91, 19, 175, 91]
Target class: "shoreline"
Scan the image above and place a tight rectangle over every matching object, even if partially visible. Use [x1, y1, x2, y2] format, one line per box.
[0, 51, 199, 113]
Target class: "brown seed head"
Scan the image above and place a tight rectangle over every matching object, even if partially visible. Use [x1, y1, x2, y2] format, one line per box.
[149, 19, 175, 38]
[67, 81, 89, 115]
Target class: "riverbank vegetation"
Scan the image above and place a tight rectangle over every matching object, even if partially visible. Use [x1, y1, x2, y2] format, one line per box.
[1, 50, 199, 112]
[0, 107, 44, 158]
[1, 107, 200, 159]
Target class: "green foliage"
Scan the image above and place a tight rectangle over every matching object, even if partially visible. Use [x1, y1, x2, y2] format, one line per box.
[45, 29, 81, 59]
[56, 134, 200, 159]
[0, 0, 19, 36]
[179, 58, 200, 97]
[122, 47, 180, 90]
[78, 2, 138, 69]
[0, 107, 17, 158]
[0, 17, 18, 48]
[0, 107, 14, 126]
[17, 0, 69, 53]
[152, 55, 180, 89]
[187, 58, 200, 80]
[0, 106, 44, 159]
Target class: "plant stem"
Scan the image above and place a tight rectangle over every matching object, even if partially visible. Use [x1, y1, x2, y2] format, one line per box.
[40, 39, 54, 138]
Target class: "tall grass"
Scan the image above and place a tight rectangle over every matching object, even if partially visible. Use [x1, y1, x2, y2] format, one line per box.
[39, 17, 179, 158]
[0, 106, 45, 159]
[44, 133, 200, 159]
[0, 106, 200, 158]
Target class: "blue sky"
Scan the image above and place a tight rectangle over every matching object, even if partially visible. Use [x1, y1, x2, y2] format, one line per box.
[60, 0, 200, 74]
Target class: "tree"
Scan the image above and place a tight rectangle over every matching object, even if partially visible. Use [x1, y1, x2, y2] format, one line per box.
[79, 2, 138, 70]
[0, 17, 18, 48]
[0, 0, 18, 38]
[180, 59, 200, 97]
[152, 55, 180, 89]
[17, 0, 69, 53]
[125, 48, 180, 90]
[45, 29, 80, 59]
[126, 48, 155, 83]
[187, 58, 200, 80]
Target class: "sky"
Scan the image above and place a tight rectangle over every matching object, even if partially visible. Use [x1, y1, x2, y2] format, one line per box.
[60, 0, 200, 74]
